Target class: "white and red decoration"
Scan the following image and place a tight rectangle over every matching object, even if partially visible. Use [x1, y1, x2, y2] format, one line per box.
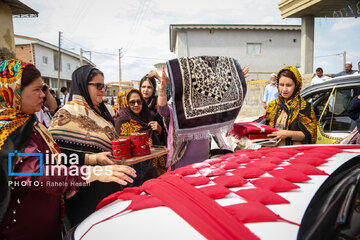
[75, 145, 360, 240]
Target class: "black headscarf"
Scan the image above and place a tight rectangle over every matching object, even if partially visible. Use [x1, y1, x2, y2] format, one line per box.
[69, 65, 114, 125]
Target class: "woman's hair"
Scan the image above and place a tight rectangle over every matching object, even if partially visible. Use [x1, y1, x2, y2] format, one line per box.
[139, 75, 157, 97]
[278, 69, 297, 86]
[21, 65, 41, 88]
[87, 68, 104, 82]
[127, 90, 143, 102]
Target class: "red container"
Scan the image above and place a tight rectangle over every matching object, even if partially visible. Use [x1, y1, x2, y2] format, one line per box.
[112, 138, 132, 160]
[129, 133, 151, 157]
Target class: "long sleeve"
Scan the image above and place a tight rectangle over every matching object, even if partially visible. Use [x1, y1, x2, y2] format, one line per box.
[263, 85, 268, 103]
[158, 104, 171, 117]
[347, 96, 360, 121]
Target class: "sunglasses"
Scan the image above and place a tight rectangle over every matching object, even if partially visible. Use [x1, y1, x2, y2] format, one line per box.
[128, 100, 143, 106]
[88, 82, 107, 91]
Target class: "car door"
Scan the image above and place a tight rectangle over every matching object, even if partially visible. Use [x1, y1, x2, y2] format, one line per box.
[304, 86, 360, 137]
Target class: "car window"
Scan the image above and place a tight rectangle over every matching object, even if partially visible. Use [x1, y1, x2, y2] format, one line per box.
[305, 86, 360, 132]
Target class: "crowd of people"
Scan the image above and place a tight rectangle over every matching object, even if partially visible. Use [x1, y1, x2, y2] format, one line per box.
[1, 57, 360, 239]
[311, 61, 360, 86]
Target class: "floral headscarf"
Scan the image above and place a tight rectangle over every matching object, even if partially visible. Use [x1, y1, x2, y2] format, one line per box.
[0, 59, 62, 222]
[0, 59, 32, 150]
[266, 66, 317, 144]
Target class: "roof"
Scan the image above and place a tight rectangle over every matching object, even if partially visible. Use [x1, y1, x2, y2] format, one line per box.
[278, 0, 358, 18]
[2, 0, 38, 17]
[169, 24, 301, 52]
[14, 35, 95, 66]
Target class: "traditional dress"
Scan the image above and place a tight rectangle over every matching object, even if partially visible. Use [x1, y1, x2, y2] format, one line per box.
[48, 65, 119, 228]
[0, 59, 85, 240]
[115, 89, 166, 184]
[266, 66, 317, 145]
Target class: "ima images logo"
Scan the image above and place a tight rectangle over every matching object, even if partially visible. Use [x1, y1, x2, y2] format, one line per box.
[8, 150, 43, 176]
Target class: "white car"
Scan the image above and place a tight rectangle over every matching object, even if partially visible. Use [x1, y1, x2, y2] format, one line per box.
[71, 145, 360, 240]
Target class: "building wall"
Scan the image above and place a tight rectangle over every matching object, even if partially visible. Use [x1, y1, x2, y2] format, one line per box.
[0, 3, 15, 59]
[16, 42, 84, 91]
[15, 44, 34, 64]
[34, 44, 81, 80]
[175, 29, 301, 80]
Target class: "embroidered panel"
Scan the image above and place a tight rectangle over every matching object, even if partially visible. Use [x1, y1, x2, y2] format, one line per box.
[178, 56, 243, 119]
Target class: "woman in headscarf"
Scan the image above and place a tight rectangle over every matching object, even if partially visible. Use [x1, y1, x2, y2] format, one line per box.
[0, 59, 135, 240]
[48, 65, 135, 228]
[266, 66, 317, 145]
[115, 88, 165, 185]
[139, 71, 167, 145]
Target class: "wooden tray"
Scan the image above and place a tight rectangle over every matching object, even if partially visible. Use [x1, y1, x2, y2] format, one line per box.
[111, 146, 170, 165]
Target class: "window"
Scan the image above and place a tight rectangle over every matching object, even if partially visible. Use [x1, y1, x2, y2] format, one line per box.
[43, 56, 48, 64]
[50, 79, 58, 88]
[67, 63, 71, 70]
[305, 87, 360, 132]
[247, 43, 261, 55]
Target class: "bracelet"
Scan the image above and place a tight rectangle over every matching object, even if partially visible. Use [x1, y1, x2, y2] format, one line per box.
[88, 153, 97, 165]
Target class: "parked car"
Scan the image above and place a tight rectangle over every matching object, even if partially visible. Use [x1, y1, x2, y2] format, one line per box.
[71, 145, 360, 240]
[257, 74, 360, 139]
[302, 74, 360, 138]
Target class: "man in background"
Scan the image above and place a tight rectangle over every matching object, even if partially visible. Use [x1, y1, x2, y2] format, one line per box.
[263, 73, 278, 109]
[332, 62, 356, 77]
[311, 67, 331, 85]
[354, 61, 360, 75]
[60, 86, 69, 106]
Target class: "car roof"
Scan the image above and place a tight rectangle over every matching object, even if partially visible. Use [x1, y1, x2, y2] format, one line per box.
[301, 74, 360, 97]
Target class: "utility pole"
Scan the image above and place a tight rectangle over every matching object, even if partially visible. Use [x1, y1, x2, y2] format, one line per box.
[343, 51, 347, 70]
[80, 48, 83, 66]
[119, 48, 122, 93]
[56, 31, 62, 97]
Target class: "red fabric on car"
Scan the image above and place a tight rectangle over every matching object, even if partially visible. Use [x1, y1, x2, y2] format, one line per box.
[199, 184, 232, 199]
[250, 177, 300, 192]
[269, 169, 311, 182]
[234, 188, 290, 205]
[213, 175, 248, 188]
[224, 202, 280, 223]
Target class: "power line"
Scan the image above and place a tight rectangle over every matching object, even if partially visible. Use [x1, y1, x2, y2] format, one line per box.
[314, 53, 343, 59]
[62, 35, 167, 61]
[124, 55, 167, 60]
[347, 53, 360, 59]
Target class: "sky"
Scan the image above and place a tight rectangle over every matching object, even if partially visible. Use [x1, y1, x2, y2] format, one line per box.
[13, 0, 360, 83]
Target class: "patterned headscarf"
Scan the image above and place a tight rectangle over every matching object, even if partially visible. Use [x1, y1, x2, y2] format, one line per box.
[266, 66, 317, 144]
[0, 59, 32, 150]
[0, 59, 62, 222]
